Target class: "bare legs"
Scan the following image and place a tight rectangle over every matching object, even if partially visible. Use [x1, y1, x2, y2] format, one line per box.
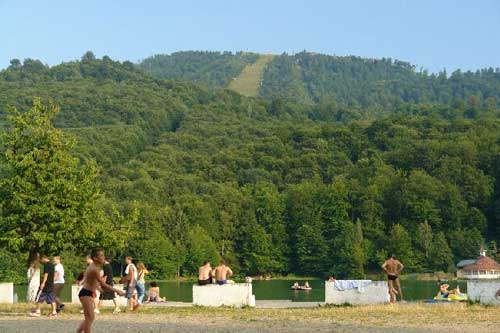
[76, 296, 95, 333]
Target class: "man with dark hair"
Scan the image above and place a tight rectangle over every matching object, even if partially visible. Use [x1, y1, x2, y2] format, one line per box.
[382, 254, 404, 303]
[97, 257, 120, 314]
[30, 255, 57, 317]
[198, 260, 213, 285]
[76, 249, 124, 333]
[213, 259, 234, 285]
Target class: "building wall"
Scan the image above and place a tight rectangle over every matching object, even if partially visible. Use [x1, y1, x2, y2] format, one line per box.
[325, 281, 389, 305]
[467, 280, 500, 305]
[192, 283, 255, 307]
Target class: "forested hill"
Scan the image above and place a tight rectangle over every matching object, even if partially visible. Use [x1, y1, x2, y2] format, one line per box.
[138, 51, 500, 108]
[1, 53, 500, 282]
[138, 51, 260, 90]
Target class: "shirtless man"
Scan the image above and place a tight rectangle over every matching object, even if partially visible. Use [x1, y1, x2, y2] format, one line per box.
[198, 260, 213, 285]
[76, 249, 124, 333]
[213, 260, 233, 285]
[382, 254, 404, 303]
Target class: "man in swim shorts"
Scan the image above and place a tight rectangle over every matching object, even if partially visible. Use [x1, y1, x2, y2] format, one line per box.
[76, 249, 124, 333]
[213, 259, 233, 285]
[198, 260, 213, 285]
[382, 254, 404, 303]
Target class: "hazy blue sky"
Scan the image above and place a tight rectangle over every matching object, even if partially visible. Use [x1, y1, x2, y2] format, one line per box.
[1, 0, 499, 72]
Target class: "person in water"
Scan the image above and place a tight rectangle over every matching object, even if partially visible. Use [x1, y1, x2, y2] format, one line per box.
[76, 249, 124, 333]
[198, 260, 213, 285]
[292, 281, 299, 289]
[304, 281, 310, 289]
[382, 254, 404, 303]
[213, 259, 234, 285]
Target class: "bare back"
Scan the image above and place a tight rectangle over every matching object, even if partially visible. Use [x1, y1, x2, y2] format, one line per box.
[198, 265, 212, 280]
[383, 258, 403, 275]
[214, 265, 232, 281]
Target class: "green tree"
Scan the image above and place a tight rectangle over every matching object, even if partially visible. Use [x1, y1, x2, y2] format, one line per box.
[184, 225, 220, 275]
[0, 99, 112, 264]
[429, 232, 454, 272]
[296, 223, 328, 275]
[386, 224, 414, 270]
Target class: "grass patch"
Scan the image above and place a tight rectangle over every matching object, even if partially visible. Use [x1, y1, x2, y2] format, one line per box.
[228, 55, 274, 97]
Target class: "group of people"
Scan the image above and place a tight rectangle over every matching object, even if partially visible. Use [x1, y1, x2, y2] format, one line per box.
[197, 259, 234, 285]
[29, 255, 65, 317]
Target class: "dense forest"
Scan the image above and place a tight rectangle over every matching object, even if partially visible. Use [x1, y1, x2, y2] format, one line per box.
[1, 52, 500, 283]
[140, 51, 500, 109]
[138, 51, 259, 90]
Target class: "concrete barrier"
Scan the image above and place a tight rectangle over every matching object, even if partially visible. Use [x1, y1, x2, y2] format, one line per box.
[467, 280, 500, 305]
[0, 283, 14, 304]
[193, 283, 255, 307]
[325, 281, 389, 305]
[71, 284, 128, 306]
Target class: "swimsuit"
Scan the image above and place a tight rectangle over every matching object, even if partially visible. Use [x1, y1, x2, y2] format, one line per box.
[216, 280, 227, 285]
[388, 274, 398, 281]
[78, 288, 94, 298]
[198, 278, 212, 285]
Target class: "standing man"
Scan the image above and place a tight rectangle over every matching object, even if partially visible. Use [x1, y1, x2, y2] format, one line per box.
[53, 256, 65, 313]
[124, 256, 139, 311]
[76, 249, 124, 333]
[198, 260, 213, 285]
[382, 254, 404, 303]
[30, 255, 57, 317]
[213, 259, 234, 285]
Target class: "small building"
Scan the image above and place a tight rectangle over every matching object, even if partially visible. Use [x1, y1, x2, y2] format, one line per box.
[461, 247, 500, 280]
[456, 259, 476, 278]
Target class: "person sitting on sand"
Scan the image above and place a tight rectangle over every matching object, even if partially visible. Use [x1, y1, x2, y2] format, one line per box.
[213, 259, 234, 285]
[144, 282, 166, 303]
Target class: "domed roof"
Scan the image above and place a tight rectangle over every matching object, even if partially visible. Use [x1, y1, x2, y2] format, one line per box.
[463, 255, 500, 271]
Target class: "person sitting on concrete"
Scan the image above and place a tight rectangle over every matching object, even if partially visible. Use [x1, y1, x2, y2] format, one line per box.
[213, 260, 234, 285]
[144, 282, 166, 303]
[326, 275, 336, 283]
[198, 260, 213, 285]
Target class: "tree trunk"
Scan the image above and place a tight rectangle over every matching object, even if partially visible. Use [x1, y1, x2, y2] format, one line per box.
[26, 247, 40, 303]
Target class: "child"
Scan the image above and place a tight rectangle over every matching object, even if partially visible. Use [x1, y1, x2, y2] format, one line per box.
[76, 249, 124, 333]
[144, 281, 166, 303]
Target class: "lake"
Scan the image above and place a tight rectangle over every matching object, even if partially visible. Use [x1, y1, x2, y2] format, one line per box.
[13, 279, 466, 303]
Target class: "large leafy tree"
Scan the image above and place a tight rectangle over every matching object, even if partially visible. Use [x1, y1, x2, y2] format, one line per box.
[0, 99, 111, 264]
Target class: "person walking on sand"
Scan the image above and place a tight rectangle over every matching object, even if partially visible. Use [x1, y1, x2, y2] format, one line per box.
[76, 249, 124, 333]
[213, 259, 234, 285]
[97, 257, 120, 314]
[30, 255, 57, 317]
[136, 262, 149, 304]
[198, 260, 213, 285]
[124, 256, 139, 311]
[382, 254, 404, 303]
[53, 256, 65, 313]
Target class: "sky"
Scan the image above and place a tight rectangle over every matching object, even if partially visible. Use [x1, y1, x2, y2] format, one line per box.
[1, 0, 499, 72]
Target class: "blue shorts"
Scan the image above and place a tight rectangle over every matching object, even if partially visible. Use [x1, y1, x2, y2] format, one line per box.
[125, 282, 137, 298]
[38, 291, 55, 304]
[216, 280, 227, 285]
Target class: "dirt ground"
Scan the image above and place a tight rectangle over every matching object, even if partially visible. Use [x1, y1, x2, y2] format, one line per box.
[1, 303, 499, 333]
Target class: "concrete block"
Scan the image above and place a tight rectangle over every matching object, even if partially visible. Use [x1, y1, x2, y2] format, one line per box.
[192, 283, 255, 307]
[71, 284, 128, 306]
[467, 280, 500, 305]
[325, 281, 389, 305]
[0, 283, 14, 304]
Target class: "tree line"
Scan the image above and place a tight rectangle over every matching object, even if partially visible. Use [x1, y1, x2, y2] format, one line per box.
[0, 54, 499, 283]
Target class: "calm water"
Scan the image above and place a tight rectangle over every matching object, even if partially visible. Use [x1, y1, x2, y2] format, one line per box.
[13, 279, 467, 303]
